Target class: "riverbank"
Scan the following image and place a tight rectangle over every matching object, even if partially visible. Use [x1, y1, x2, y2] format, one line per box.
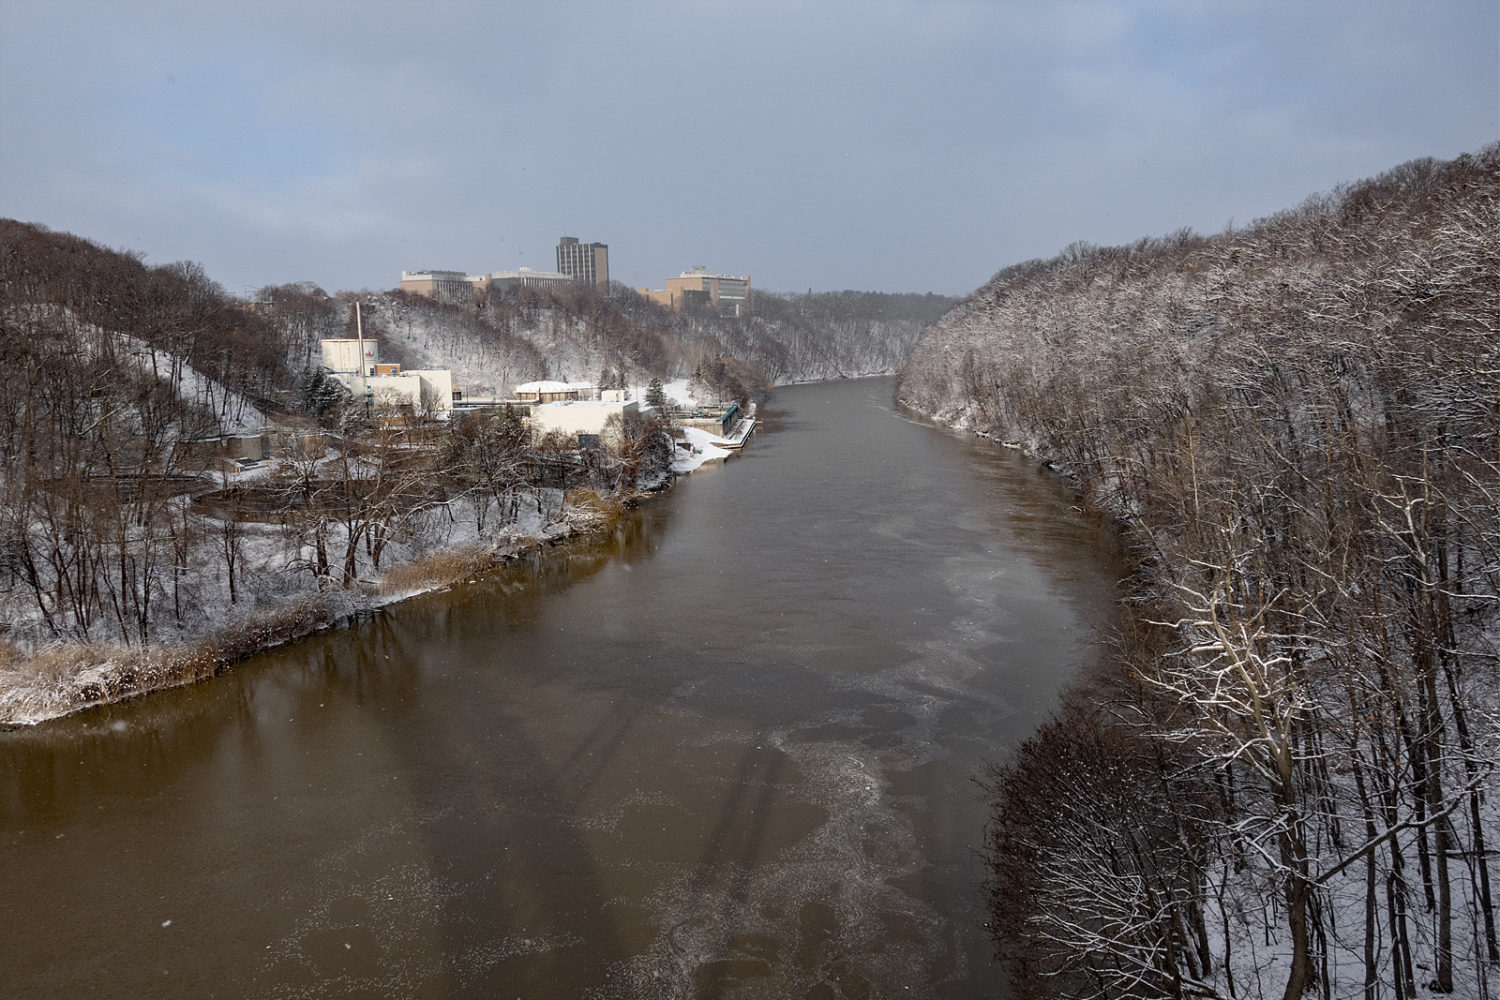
[0, 389, 763, 730]
[0, 480, 672, 729]
[1, 376, 1120, 1000]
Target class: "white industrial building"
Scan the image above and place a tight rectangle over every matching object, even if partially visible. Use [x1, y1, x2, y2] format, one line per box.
[320, 339, 454, 421]
[321, 338, 378, 375]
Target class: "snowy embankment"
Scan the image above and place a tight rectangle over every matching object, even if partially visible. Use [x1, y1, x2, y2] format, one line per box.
[0, 362, 755, 728]
[0, 484, 627, 728]
[658, 378, 747, 475]
[899, 147, 1500, 997]
[670, 426, 732, 474]
[122, 335, 268, 435]
[1, 418, 743, 728]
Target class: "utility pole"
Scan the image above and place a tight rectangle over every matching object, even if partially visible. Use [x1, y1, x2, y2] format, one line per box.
[355, 300, 372, 419]
[355, 301, 366, 375]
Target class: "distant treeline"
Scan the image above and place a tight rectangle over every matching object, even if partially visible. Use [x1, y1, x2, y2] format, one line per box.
[242, 275, 954, 413]
[252, 278, 958, 407]
[897, 146, 1499, 997]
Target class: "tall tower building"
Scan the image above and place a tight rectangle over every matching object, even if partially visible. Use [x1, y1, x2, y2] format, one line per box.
[556, 236, 610, 287]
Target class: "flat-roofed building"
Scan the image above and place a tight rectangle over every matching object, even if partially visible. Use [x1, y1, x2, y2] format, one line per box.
[529, 398, 639, 444]
[400, 267, 575, 299]
[639, 266, 751, 316]
[339, 368, 454, 422]
[321, 339, 453, 420]
[513, 380, 581, 404]
[556, 236, 610, 287]
[484, 267, 573, 291]
[398, 270, 480, 300]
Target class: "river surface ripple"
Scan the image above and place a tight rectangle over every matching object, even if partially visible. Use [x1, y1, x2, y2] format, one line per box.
[2, 377, 1120, 999]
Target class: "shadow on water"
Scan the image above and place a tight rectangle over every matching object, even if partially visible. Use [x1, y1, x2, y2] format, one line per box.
[239, 514, 683, 997]
[1, 378, 1122, 999]
[0, 513, 675, 998]
[288, 617, 634, 997]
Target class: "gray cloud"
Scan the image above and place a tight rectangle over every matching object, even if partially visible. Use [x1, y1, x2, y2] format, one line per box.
[2, 0, 1494, 296]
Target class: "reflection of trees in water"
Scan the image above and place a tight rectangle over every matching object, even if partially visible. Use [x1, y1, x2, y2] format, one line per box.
[7, 378, 1114, 996]
[0, 673, 257, 823]
[234, 507, 673, 992]
[407, 505, 669, 632]
[0, 498, 662, 830]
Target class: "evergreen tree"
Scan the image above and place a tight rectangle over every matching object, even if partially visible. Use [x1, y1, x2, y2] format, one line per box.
[645, 377, 668, 411]
[296, 366, 352, 424]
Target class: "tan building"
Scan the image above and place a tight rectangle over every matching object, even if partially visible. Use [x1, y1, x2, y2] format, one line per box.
[484, 268, 573, 291]
[556, 236, 610, 287]
[639, 266, 751, 316]
[398, 270, 480, 299]
[513, 380, 581, 404]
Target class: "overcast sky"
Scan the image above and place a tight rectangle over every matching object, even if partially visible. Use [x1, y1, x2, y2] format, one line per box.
[1, 1, 1495, 297]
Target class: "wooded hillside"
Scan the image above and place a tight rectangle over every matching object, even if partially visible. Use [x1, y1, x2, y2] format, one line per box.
[0, 224, 678, 724]
[254, 279, 954, 405]
[0, 219, 945, 724]
[897, 147, 1499, 997]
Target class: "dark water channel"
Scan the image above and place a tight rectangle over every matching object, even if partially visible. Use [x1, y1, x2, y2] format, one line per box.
[2, 378, 1120, 999]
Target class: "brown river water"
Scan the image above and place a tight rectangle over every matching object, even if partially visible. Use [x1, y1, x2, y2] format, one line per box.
[1, 377, 1119, 999]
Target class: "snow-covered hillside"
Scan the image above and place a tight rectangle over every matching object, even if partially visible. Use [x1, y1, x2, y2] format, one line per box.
[900, 147, 1500, 997]
[257, 282, 955, 403]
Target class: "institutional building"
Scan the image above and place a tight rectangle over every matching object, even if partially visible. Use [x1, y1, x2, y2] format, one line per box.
[397, 270, 477, 299]
[398, 267, 571, 299]
[484, 268, 573, 291]
[320, 338, 454, 420]
[529, 398, 639, 444]
[555, 237, 610, 287]
[639, 266, 752, 316]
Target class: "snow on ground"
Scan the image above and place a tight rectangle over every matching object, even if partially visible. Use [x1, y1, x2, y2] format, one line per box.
[661, 378, 697, 409]
[671, 426, 732, 474]
[7, 307, 269, 436]
[121, 335, 268, 434]
[0, 482, 596, 726]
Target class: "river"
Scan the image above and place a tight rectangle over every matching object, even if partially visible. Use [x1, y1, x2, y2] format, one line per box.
[1, 377, 1119, 999]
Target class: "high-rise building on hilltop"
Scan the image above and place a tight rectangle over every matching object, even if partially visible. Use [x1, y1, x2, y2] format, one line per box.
[556, 236, 610, 287]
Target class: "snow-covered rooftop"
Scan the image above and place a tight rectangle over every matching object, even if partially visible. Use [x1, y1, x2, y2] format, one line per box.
[536, 399, 627, 409]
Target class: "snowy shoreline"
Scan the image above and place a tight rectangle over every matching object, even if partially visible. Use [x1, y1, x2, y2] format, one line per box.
[0, 408, 752, 730]
[0, 492, 646, 729]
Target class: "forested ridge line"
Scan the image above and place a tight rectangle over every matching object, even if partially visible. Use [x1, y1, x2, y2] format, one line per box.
[897, 146, 1499, 997]
[299, 279, 955, 400]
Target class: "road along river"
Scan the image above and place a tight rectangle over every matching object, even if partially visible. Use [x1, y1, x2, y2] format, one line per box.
[1, 376, 1120, 999]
